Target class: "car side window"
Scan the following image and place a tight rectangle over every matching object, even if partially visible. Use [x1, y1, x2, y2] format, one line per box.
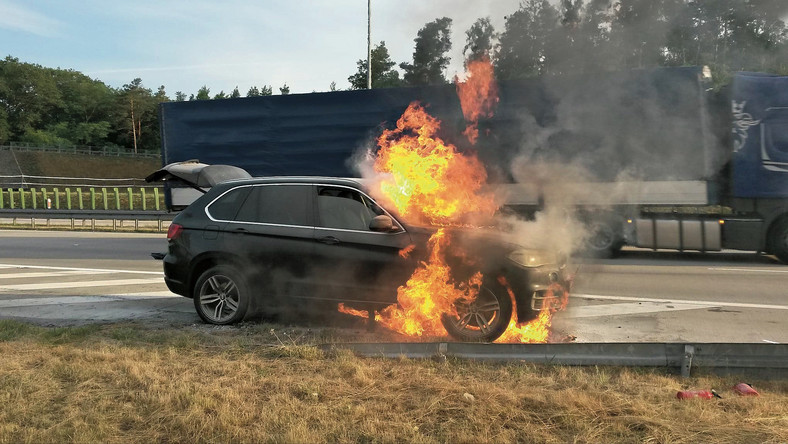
[234, 184, 310, 226]
[207, 186, 252, 221]
[317, 186, 384, 231]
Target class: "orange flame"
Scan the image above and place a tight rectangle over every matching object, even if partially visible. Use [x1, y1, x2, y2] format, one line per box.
[340, 57, 568, 343]
[494, 277, 551, 343]
[455, 56, 498, 144]
[367, 102, 497, 337]
[375, 229, 483, 336]
[373, 102, 497, 226]
[398, 244, 416, 259]
[497, 310, 552, 343]
[337, 303, 370, 319]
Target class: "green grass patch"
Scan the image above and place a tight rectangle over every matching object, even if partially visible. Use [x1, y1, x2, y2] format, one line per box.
[0, 319, 43, 341]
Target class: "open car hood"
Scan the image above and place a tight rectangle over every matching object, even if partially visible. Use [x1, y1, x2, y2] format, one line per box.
[145, 160, 251, 190]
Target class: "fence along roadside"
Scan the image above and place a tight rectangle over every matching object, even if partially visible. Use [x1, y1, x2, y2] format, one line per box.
[0, 186, 164, 211]
[0, 143, 160, 159]
[0, 173, 164, 211]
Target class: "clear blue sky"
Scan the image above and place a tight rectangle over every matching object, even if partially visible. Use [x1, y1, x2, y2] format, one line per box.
[1, 0, 520, 96]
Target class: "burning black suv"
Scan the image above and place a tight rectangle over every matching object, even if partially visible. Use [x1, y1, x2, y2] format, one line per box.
[148, 162, 570, 342]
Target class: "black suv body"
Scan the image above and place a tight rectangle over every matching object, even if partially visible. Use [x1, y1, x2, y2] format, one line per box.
[152, 165, 569, 342]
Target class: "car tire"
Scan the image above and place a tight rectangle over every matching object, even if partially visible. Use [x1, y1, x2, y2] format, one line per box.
[193, 265, 250, 325]
[441, 278, 513, 342]
[768, 217, 788, 264]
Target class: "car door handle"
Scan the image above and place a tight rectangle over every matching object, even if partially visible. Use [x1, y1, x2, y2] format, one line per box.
[318, 236, 340, 245]
[232, 227, 248, 233]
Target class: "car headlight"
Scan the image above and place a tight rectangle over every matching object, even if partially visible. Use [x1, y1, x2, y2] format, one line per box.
[507, 249, 557, 268]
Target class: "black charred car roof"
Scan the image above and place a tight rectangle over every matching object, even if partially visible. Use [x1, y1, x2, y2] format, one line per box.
[215, 176, 366, 188]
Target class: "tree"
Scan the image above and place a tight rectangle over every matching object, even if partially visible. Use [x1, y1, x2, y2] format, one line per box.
[230, 86, 241, 98]
[463, 17, 497, 64]
[48, 69, 115, 146]
[0, 107, 9, 144]
[546, 0, 589, 74]
[248, 85, 273, 97]
[400, 17, 453, 86]
[195, 85, 211, 100]
[575, 0, 614, 72]
[608, 0, 684, 69]
[279, 84, 290, 95]
[348, 41, 403, 89]
[329, 81, 337, 91]
[495, 1, 560, 79]
[174, 91, 187, 102]
[0, 56, 63, 141]
[118, 78, 157, 154]
[213, 90, 227, 99]
[664, 0, 788, 78]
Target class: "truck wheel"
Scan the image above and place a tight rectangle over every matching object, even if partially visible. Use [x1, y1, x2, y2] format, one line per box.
[193, 265, 250, 325]
[768, 217, 788, 264]
[582, 220, 622, 258]
[441, 278, 513, 342]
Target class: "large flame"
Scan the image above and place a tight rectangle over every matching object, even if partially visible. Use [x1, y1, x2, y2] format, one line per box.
[376, 229, 483, 336]
[455, 55, 499, 145]
[373, 102, 497, 226]
[368, 103, 496, 336]
[339, 57, 568, 343]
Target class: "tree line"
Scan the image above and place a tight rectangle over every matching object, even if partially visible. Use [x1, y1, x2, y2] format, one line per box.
[351, 0, 787, 89]
[1, 0, 786, 154]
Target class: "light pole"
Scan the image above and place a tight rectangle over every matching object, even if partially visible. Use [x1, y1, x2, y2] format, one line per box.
[367, 0, 372, 89]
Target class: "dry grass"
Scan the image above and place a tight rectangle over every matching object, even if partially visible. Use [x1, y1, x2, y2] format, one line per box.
[0, 320, 786, 444]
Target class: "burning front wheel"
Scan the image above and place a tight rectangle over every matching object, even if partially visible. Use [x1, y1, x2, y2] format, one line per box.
[193, 266, 250, 325]
[441, 279, 512, 342]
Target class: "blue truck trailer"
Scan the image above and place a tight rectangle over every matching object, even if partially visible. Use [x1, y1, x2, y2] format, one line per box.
[156, 67, 788, 262]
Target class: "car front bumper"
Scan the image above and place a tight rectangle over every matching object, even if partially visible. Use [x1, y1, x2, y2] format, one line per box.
[504, 264, 571, 324]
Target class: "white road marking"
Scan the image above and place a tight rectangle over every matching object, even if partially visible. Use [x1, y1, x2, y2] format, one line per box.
[708, 267, 788, 273]
[109, 291, 180, 299]
[0, 293, 182, 309]
[565, 301, 715, 319]
[0, 278, 164, 291]
[762, 339, 780, 344]
[572, 293, 788, 311]
[0, 270, 115, 280]
[0, 263, 162, 275]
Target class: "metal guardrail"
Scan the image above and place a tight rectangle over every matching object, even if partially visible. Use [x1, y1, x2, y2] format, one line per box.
[324, 342, 788, 378]
[1, 143, 160, 159]
[0, 209, 175, 231]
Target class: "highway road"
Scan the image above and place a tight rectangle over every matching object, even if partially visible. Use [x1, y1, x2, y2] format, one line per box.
[558, 250, 788, 343]
[0, 229, 786, 343]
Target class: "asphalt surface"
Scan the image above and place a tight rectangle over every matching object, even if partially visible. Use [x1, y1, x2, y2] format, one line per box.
[558, 250, 788, 343]
[0, 229, 786, 343]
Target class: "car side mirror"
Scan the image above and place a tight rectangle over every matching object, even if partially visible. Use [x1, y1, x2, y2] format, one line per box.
[369, 215, 394, 232]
